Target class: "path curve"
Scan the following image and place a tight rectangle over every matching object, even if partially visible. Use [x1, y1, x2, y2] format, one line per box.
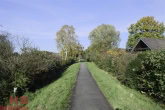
[69, 63, 114, 110]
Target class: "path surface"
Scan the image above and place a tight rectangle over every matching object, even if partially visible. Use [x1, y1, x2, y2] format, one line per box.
[70, 63, 113, 110]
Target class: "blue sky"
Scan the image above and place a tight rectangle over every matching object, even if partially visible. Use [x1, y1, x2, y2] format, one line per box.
[0, 0, 165, 52]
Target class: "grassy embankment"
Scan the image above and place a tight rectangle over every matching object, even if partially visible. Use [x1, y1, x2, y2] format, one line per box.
[24, 63, 80, 110]
[86, 62, 164, 110]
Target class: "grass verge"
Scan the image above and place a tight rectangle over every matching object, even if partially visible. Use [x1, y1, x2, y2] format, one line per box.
[24, 63, 80, 110]
[86, 62, 164, 110]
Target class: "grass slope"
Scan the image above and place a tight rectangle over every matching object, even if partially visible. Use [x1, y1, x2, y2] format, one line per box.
[86, 62, 163, 110]
[25, 63, 80, 110]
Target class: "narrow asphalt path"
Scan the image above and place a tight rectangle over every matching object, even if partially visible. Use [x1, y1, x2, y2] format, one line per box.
[70, 63, 114, 110]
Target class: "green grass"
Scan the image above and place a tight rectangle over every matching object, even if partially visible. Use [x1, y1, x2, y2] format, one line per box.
[86, 62, 164, 110]
[25, 63, 80, 110]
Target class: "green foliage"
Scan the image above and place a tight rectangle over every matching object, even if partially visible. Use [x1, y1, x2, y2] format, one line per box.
[88, 48, 136, 83]
[113, 53, 136, 82]
[95, 53, 113, 72]
[84, 46, 96, 62]
[126, 16, 165, 49]
[86, 24, 121, 67]
[0, 33, 76, 105]
[26, 63, 80, 110]
[0, 59, 12, 105]
[0, 34, 15, 105]
[0, 33, 13, 59]
[89, 24, 120, 52]
[19, 50, 63, 90]
[125, 51, 165, 103]
[87, 62, 164, 110]
[125, 53, 146, 88]
[56, 25, 83, 61]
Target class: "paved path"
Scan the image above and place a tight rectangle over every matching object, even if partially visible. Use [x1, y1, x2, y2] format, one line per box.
[70, 63, 114, 110]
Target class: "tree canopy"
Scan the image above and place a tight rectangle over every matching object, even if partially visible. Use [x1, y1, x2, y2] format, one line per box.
[89, 24, 120, 52]
[56, 25, 83, 60]
[126, 16, 165, 49]
[0, 33, 14, 59]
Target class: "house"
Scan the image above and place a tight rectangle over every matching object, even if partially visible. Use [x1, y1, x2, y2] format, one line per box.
[131, 38, 165, 52]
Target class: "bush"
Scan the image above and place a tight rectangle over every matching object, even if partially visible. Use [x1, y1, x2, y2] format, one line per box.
[18, 50, 64, 91]
[95, 53, 113, 72]
[0, 34, 14, 105]
[0, 48, 74, 105]
[114, 53, 136, 82]
[124, 53, 146, 88]
[0, 33, 76, 105]
[93, 49, 136, 82]
[125, 51, 165, 103]
[84, 46, 96, 62]
[0, 59, 12, 105]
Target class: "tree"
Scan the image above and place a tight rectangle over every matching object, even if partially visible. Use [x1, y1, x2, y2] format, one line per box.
[89, 24, 120, 52]
[126, 16, 165, 49]
[56, 25, 83, 60]
[0, 33, 14, 59]
[74, 43, 84, 60]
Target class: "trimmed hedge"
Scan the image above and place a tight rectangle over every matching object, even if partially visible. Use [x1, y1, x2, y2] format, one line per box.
[125, 51, 165, 103]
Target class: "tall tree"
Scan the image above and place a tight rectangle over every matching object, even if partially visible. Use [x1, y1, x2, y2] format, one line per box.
[89, 24, 120, 52]
[126, 16, 165, 49]
[56, 25, 83, 60]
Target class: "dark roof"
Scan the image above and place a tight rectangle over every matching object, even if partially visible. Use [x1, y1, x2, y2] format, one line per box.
[138, 38, 165, 50]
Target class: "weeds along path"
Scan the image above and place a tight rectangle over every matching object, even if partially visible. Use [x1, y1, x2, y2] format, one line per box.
[70, 63, 113, 110]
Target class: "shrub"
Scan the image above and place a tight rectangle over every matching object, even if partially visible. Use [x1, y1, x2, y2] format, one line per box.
[95, 53, 113, 72]
[124, 53, 146, 88]
[0, 33, 75, 105]
[125, 51, 165, 103]
[114, 53, 136, 82]
[0, 34, 14, 105]
[0, 48, 74, 105]
[88, 48, 136, 82]
[0, 59, 12, 105]
[105, 49, 136, 82]
[84, 46, 96, 62]
[94, 49, 136, 82]
[19, 50, 64, 90]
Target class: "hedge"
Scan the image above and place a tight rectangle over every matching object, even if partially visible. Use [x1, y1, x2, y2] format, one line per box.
[125, 51, 165, 103]
[0, 49, 75, 105]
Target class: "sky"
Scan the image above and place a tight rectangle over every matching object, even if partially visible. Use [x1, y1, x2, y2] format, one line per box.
[0, 0, 165, 52]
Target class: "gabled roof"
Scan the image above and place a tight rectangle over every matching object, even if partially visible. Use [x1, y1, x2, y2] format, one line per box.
[132, 38, 165, 52]
[140, 38, 165, 50]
